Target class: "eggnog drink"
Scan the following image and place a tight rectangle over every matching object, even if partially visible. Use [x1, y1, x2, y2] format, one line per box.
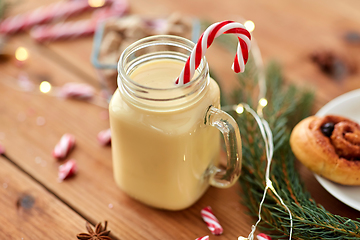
[110, 58, 221, 210]
[109, 35, 242, 210]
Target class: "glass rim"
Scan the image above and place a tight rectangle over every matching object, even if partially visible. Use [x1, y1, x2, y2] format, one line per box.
[117, 35, 208, 92]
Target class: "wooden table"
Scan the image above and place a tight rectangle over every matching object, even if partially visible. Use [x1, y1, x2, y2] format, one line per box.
[1, 0, 360, 239]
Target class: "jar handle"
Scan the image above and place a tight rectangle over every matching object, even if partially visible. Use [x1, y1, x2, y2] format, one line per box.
[204, 106, 242, 188]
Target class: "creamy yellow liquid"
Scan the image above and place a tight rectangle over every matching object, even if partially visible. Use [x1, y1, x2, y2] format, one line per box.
[109, 59, 221, 210]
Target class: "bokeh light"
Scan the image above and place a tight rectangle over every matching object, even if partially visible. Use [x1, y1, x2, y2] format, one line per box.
[15, 47, 29, 61]
[236, 104, 244, 114]
[244, 20, 255, 32]
[88, 0, 105, 7]
[39, 81, 52, 93]
[259, 98, 268, 107]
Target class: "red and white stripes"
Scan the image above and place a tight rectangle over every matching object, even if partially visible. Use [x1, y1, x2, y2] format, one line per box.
[175, 20, 251, 85]
[31, 19, 95, 42]
[52, 133, 76, 159]
[201, 206, 223, 235]
[195, 236, 209, 240]
[257, 233, 272, 240]
[97, 128, 111, 145]
[92, 0, 128, 22]
[30, 0, 128, 42]
[0, 0, 97, 34]
[58, 159, 78, 182]
[58, 82, 95, 100]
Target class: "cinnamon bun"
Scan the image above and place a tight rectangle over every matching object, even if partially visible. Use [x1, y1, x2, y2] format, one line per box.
[290, 115, 360, 185]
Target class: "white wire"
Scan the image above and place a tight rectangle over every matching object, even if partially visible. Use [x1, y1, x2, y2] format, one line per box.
[232, 103, 293, 240]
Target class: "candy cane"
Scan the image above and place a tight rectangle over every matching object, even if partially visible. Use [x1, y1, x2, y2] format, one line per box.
[58, 159, 78, 182]
[257, 233, 272, 240]
[53, 133, 76, 159]
[201, 206, 223, 235]
[30, 0, 128, 42]
[31, 19, 95, 42]
[195, 236, 209, 240]
[92, 0, 129, 21]
[176, 20, 251, 85]
[58, 82, 95, 100]
[0, 0, 105, 34]
[97, 128, 111, 146]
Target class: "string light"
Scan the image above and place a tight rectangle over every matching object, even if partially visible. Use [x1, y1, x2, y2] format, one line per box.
[220, 20, 293, 239]
[257, 98, 268, 117]
[15, 47, 29, 61]
[236, 104, 244, 114]
[88, 0, 105, 7]
[235, 103, 293, 240]
[244, 20, 255, 32]
[259, 98, 268, 107]
[266, 179, 275, 191]
[39, 81, 52, 93]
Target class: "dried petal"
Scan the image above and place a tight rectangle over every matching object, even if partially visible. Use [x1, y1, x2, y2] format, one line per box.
[86, 222, 94, 234]
[103, 221, 108, 231]
[95, 222, 102, 234]
[99, 236, 112, 240]
[99, 230, 111, 236]
[76, 233, 92, 240]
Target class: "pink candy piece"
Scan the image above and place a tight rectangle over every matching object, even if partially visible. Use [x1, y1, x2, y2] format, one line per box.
[201, 206, 223, 235]
[257, 233, 272, 240]
[52, 134, 76, 159]
[58, 82, 95, 100]
[176, 20, 251, 85]
[0, 143, 5, 155]
[31, 0, 128, 42]
[97, 128, 111, 146]
[195, 236, 209, 240]
[0, 0, 98, 35]
[58, 159, 78, 181]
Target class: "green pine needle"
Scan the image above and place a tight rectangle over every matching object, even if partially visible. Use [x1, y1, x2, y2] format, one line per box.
[221, 60, 360, 239]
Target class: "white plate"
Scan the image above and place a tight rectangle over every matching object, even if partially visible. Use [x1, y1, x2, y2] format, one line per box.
[314, 88, 360, 211]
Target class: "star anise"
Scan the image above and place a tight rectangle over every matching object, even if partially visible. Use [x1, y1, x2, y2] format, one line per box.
[77, 221, 112, 240]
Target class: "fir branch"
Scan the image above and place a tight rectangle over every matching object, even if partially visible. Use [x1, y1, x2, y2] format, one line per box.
[204, 19, 360, 238]
[222, 60, 360, 239]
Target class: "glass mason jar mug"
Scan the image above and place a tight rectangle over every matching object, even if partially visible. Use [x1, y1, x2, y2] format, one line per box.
[109, 35, 242, 210]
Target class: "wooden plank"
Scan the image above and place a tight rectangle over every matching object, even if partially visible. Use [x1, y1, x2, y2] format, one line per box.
[0, 81, 255, 239]
[0, 155, 86, 239]
[1, 0, 360, 238]
[44, 0, 360, 110]
[0, 36, 256, 239]
[4, 0, 360, 110]
[156, 0, 360, 111]
[2, 0, 101, 85]
[1, 39, 359, 240]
